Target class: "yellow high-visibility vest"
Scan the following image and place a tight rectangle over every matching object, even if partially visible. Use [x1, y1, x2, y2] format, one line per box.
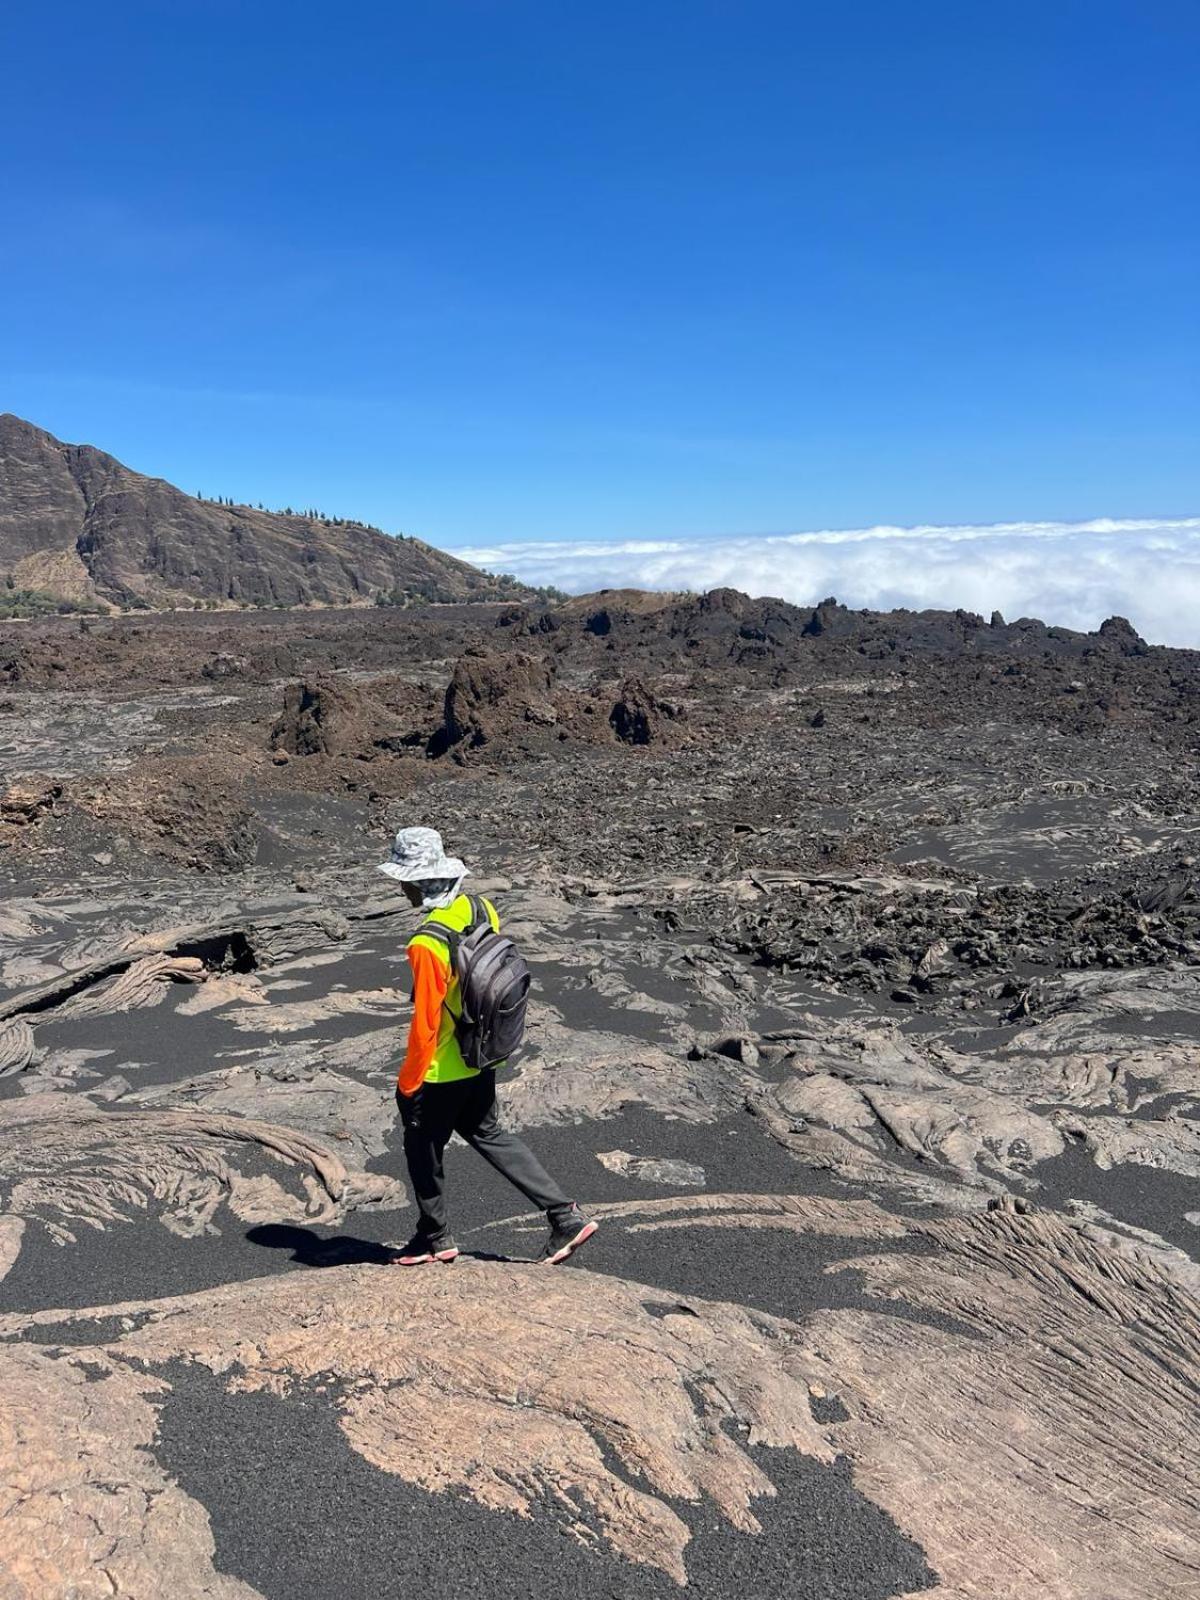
[408, 893, 500, 1083]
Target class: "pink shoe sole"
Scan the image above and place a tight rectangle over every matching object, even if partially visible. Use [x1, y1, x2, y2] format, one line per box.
[544, 1220, 598, 1265]
[390, 1246, 459, 1266]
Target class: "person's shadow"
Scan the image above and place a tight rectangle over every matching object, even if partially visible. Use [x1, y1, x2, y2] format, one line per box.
[246, 1223, 522, 1267]
[246, 1224, 397, 1267]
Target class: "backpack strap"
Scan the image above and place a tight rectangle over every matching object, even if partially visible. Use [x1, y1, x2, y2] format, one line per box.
[415, 919, 460, 962]
[462, 894, 500, 934]
[415, 895, 492, 965]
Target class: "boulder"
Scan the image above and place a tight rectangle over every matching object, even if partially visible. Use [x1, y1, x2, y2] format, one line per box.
[431, 650, 557, 757]
[609, 677, 681, 746]
[802, 596, 846, 637]
[272, 678, 402, 759]
[0, 776, 61, 826]
[1097, 615, 1149, 656]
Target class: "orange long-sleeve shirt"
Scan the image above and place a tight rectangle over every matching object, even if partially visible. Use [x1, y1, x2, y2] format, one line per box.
[398, 942, 449, 1096]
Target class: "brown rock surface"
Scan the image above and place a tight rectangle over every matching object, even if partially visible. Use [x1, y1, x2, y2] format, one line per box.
[271, 676, 421, 759]
[71, 755, 260, 871]
[0, 775, 61, 830]
[426, 646, 575, 759]
[480, 1194, 1200, 1600]
[609, 676, 683, 745]
[1, 1260, 830, 1587]
[0, 1341, 261, 1600]
[2, 1202, 1197, 1598]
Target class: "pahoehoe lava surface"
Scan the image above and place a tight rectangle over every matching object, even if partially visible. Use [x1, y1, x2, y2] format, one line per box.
[154, 1364, 933, 1600]
[2, 585, 1199, 1598]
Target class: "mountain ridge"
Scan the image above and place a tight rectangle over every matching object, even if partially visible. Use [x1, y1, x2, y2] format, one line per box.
[0, 414, 527, 612]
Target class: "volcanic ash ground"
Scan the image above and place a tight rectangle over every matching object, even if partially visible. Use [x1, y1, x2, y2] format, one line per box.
[2, 594, 1199, 1598]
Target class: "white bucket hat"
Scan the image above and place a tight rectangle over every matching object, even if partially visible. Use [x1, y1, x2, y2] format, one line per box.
[378, 826, 469, 888]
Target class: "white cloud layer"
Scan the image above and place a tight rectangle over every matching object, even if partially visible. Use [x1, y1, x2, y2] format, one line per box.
[454, 516, 1200, 648]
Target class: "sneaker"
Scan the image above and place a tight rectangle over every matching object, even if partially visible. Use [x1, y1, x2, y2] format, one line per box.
[540, 1205, 598, 1265]
[390, 1235, 460, 1266]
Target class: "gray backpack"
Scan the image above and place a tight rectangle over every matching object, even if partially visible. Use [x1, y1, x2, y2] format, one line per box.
[419, 896, 531, 1070]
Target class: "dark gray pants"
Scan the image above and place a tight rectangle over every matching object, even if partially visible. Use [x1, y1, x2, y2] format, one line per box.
[397, 1070, 571, 1244]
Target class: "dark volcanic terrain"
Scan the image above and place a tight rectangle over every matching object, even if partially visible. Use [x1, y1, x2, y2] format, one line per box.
[1, 586, 1199, 1600]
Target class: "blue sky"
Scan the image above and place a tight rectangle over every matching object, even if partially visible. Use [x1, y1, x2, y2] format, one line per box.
[2, 1, 1197, 616]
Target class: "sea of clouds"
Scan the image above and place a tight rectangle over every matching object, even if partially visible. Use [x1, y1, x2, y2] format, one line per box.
[455, 516, 1200, 648]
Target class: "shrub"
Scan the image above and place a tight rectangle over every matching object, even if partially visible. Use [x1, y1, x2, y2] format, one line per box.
[0, 588, 107, 620]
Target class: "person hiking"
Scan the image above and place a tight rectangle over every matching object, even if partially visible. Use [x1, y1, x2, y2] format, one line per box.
[379, 826, 598, 1267]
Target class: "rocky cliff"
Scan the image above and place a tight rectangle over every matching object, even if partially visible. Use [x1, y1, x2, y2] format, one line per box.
[0, 414, 525, 610]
